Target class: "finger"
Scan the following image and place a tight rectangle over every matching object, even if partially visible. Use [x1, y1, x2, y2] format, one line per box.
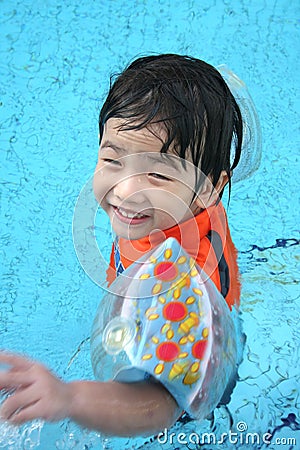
[0, 387, 39, 422]
[3, 401, 43, 425]
[0, 368, 33, 390]
[0, 351, 33, 370]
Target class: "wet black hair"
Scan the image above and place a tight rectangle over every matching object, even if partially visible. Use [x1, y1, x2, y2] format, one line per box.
[99, 54, 243, 197]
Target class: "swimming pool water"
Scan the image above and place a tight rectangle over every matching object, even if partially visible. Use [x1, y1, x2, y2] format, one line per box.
[1, 0, 299, 448]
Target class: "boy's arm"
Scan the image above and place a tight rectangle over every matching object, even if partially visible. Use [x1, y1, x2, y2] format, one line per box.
[0, 352, 180, 436]
[68, 379, 180, 436]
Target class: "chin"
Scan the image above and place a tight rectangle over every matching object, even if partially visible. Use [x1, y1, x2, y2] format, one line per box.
[111, 226, 144, 241]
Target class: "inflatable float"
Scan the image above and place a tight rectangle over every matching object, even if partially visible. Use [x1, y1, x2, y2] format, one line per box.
[90, 237, 240, 421]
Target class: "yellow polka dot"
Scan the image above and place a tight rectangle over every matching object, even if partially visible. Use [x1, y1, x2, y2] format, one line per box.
[178, 256, 187, 264]
[152, 283, 162, 295]
[190, 361, 200, 373]
[179, 352, 189, 359]
[179, 336, 188, 345]
[173, 288, 181, 299]
[155, 363, 164, 375]
[188, 334, 195, 343]
[142, 354, 153, 361]
[190, 267, 198, 277]
[193, 287, 203, 296]
[202, 327, 209, 338]
[148, 314, 159, 320]
[150, 256, 157, 264]
[158, 296, 166, 304]
[140, 273, 151, 279]
[161, 323, 171, 334]
[164, 248, 172, 259]
[152, 336, 159, 344]
[146, 307, 157, 316]
[166, 329, 174, 339]
[189, 258, 196, 269]
[186, 296, 196, 305]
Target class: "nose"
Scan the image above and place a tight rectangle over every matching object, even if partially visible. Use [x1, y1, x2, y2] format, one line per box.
[113, 174, 145, 203]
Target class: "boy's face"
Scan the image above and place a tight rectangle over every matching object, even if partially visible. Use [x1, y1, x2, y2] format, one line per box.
[93, 119, 205, 240]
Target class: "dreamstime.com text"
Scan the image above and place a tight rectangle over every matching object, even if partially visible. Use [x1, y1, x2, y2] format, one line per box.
[157, 421, 297, 447]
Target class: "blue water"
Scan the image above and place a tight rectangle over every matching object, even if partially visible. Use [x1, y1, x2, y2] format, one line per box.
[1, 0, 299, 448]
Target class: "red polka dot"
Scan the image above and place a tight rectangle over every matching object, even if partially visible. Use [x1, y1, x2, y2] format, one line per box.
[192, 340, 208, 360]
[163, 302, 188, 322]
[154, 261, 178, 281]
[156, 342, 180, 362]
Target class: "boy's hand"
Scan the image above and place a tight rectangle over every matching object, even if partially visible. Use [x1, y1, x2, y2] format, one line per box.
[0, 352, 180, 434]
[0, 351, 71, 424]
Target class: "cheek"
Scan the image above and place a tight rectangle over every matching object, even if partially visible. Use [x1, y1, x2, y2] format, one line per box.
[93, 166, 110, 205]
[151, 189, 193, 220]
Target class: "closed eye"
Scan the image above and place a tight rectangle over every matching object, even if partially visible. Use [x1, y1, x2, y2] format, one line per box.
[148, 173, 172, 181]
[102, 158, 122, 166]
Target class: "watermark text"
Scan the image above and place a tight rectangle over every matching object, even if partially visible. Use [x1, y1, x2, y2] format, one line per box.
[157, 421, 297, 447]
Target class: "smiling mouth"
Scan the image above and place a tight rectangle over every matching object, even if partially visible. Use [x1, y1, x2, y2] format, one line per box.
[112, 206, 150, 224]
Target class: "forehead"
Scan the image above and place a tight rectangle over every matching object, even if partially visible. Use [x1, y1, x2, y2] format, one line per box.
[102, 118, 195, 166]
[102, 118, 167, 152]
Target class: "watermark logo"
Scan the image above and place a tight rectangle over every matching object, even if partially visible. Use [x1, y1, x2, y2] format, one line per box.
[157, 421, 297, 447]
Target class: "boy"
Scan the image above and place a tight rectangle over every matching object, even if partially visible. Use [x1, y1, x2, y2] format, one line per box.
[0, 54, 243, 436]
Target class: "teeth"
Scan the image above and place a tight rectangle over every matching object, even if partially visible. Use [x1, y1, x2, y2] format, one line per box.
[117, 208, 146, 219]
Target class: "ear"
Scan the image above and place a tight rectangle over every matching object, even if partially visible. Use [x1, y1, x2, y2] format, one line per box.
[193, 171, 229, 209]
[214, 170, 229, 195]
